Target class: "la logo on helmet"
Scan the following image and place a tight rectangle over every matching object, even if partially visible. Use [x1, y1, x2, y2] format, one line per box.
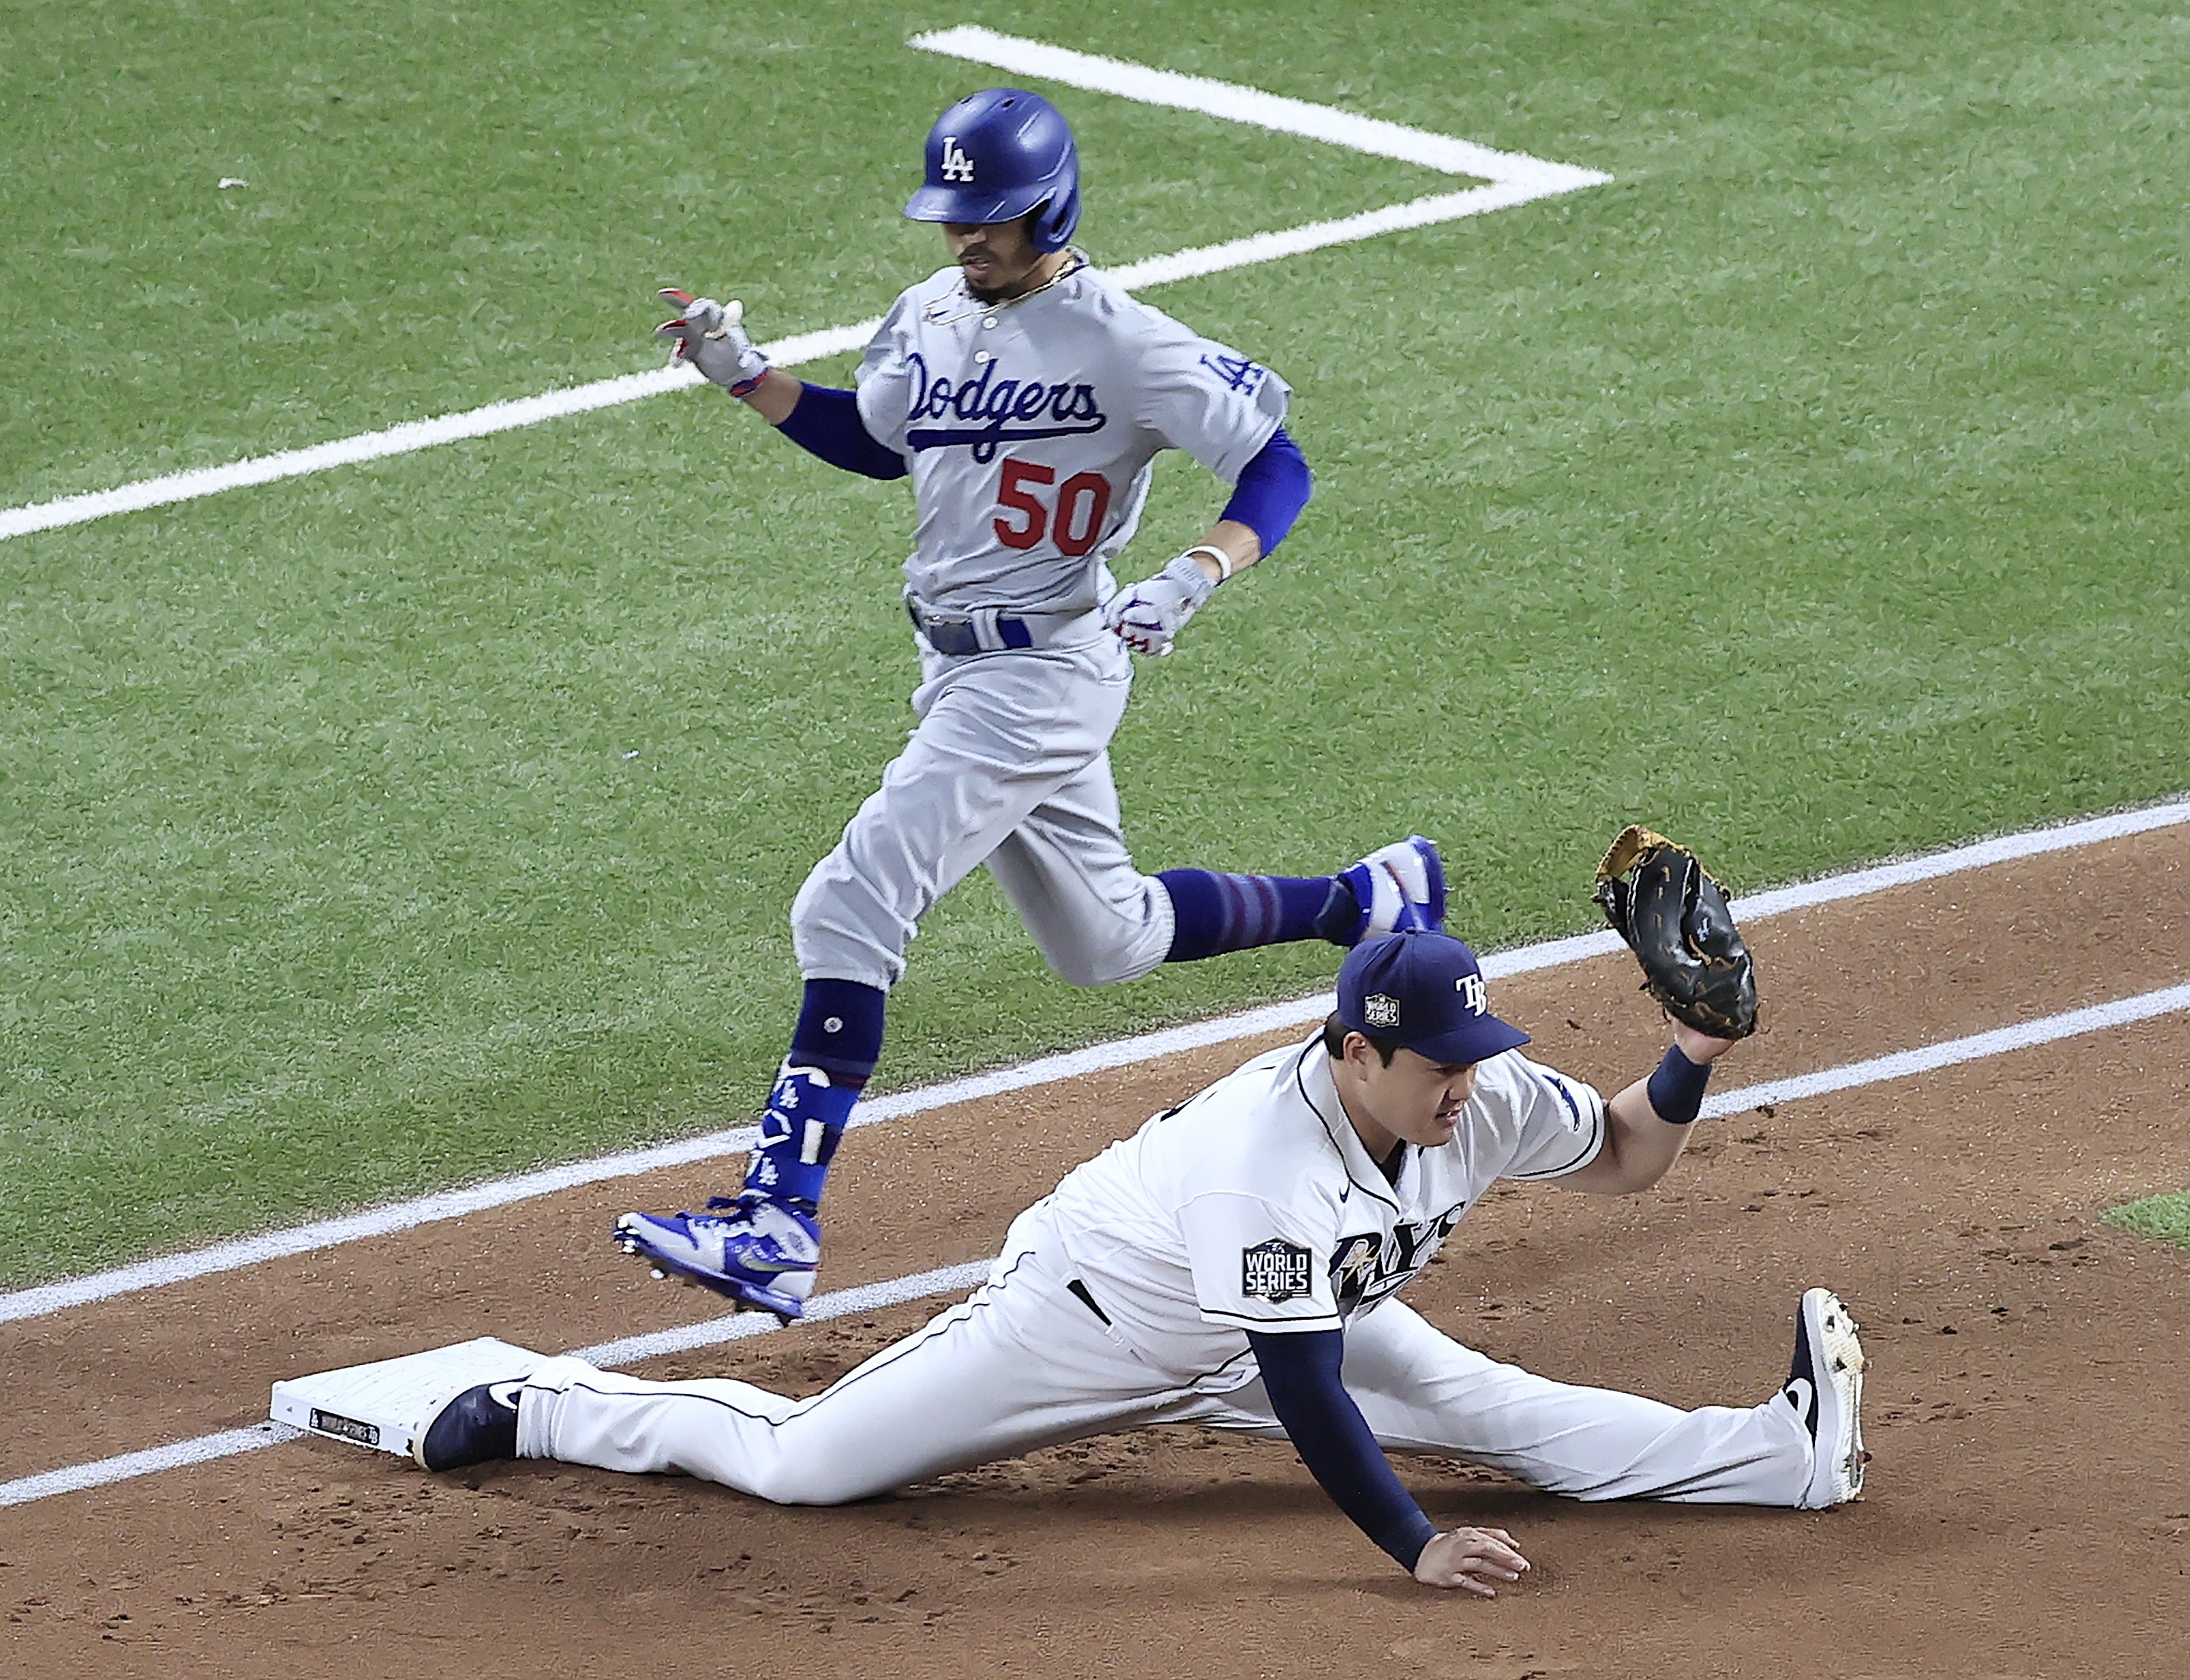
[940, 137, 974, 183]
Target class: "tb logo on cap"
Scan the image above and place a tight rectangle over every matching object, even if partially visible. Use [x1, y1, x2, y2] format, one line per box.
[940, 137, 975, 182]
[1455, 973, 1487, 1015]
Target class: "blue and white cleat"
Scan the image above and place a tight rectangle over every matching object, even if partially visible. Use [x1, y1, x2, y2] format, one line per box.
[613, 1193, 820, 1322]
[1783, 1286, 1868, 1506]
[1334, 836, 1447, 945]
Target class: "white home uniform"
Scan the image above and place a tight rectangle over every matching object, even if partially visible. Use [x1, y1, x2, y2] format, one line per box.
[790, 262, 1289, 996]
[512, 1038, 1821, 1509]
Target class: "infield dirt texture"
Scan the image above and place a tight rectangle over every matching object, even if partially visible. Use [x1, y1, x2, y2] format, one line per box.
[6, 0, 2188, 1672]
[4, 827, 2188, 1675]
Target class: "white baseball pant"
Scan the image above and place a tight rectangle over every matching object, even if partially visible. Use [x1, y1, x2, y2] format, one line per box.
[515, 1226, 1818, 1510]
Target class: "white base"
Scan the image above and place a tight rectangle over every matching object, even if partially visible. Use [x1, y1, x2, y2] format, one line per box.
[271, 1336, 547, 1460]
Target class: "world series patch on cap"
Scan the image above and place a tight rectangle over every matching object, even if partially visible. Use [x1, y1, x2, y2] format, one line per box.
[1336, 929, 1531, 1064]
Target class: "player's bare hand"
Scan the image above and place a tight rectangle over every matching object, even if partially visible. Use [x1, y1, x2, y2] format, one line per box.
[1413, 1526, 1531, 1595]
[1102, 552, 1219, 656]
[655, 289, 771, 393]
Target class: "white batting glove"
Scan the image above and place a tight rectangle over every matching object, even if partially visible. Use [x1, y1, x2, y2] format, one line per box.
[656, 290, 771, 395]
[1103, 552, 1221, 657]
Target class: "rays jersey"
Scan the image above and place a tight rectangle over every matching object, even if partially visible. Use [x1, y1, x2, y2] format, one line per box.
[854, 262, 1291, 615]
[1024, 1036, 1608, 1389]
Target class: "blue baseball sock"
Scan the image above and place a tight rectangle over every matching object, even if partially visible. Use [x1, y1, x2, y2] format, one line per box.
[1157, 870, 1345, 962]
[740, 978, 885, 1214]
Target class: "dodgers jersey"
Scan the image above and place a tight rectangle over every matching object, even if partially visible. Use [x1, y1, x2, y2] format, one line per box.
[854, 262, 1291, 615]
[1026, 1036, 1608, 1388]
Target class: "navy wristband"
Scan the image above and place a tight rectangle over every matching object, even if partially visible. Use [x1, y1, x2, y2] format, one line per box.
[1646, 1043, 1712, 1125]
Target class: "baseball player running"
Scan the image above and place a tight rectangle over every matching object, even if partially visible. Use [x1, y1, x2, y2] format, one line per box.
[616, 88, 1446, 1318]
[419, 930, 1868, 1591]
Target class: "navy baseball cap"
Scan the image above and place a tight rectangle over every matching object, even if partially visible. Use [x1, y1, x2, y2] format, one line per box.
[1336, 930, 1531, 1064]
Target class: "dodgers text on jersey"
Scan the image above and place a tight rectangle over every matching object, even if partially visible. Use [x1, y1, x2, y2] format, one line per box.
[904, 352, 1108, 461]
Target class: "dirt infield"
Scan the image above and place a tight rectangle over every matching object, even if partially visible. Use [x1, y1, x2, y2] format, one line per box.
[6, 828, 2187, 1679]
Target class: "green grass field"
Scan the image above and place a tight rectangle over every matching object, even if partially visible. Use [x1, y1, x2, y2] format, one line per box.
[4, 1, 2185, 1287]
[2105, 1193, 2190, 1250]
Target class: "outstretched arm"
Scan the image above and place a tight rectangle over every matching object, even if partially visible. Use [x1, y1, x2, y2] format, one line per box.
[655, 291, 904, 478]
[1558, 1020, 1740, 1196]
[1246, 1327, 1530, 1593]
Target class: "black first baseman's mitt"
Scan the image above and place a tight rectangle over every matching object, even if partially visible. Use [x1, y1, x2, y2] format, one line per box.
[1593, 825, 1760, 1039]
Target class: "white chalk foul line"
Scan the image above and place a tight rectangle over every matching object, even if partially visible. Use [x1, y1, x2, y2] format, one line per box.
[911, 26, 1607, 193]
[0, 1425, 303, 1511]
[0, 1264, 993, 1510]
[0, 30, 1605, 545]
[7, 968, 2188, 1511]
[1696, 982, 2190, 1119]
[2, 794, 2185, 1330]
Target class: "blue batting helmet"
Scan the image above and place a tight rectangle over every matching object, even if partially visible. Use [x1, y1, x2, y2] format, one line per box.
[903, 88, 1081, 252]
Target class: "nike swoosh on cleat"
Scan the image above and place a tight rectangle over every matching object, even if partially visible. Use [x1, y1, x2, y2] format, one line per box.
[1783, 1376, 1818, 1434]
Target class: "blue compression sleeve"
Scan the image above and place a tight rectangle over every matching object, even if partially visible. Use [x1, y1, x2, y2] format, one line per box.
[776, 383, 909, 480]
[1247, 1327, 1437, 1571]
[1218, 426, 1312, 556]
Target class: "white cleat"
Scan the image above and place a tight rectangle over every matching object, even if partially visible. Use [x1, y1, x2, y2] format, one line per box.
[1783, 1286, 1868, 1506]
[611, 1194, 820, 1321]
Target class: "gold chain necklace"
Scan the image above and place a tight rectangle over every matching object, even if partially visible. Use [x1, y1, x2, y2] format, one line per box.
[921, 249, 1089, 328]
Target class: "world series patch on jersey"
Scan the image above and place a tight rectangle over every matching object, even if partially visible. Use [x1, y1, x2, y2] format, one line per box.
[1241, 1238, 1314, 1303]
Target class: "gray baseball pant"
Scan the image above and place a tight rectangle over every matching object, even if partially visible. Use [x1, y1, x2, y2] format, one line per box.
[790, 634, 1175, 993]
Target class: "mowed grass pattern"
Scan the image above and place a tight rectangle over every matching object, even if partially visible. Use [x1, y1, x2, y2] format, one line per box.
[3, 1, 2185, 1285]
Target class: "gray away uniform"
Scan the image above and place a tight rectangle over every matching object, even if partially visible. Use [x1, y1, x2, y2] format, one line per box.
[790, 262, 1290, 994]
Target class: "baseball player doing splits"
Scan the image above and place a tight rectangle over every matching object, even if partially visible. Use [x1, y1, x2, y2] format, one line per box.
[617, 88, 1449, 1317]
[420, 930, 1869, 1591]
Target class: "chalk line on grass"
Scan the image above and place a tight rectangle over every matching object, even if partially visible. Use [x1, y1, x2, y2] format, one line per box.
[0, 29, 1604, 544]
[7, 967, 2187, 1510]
[3, 795, 2184, 1329]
